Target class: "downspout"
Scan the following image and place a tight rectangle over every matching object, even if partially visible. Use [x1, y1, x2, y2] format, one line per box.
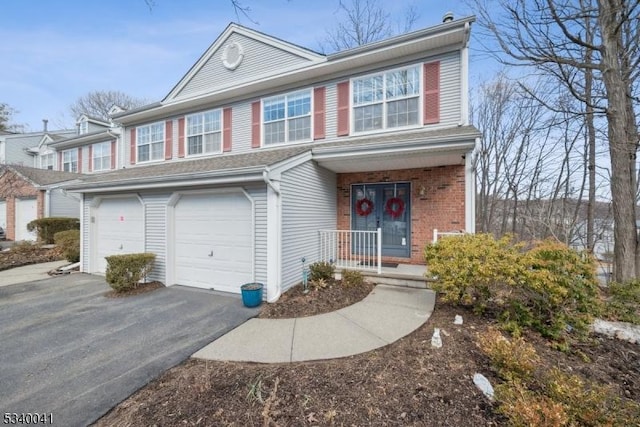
[263, 169, 282, 302]
[460, 21, 471, 127]
[44, 189, 51, 217]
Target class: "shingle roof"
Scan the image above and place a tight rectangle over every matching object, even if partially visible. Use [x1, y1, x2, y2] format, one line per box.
[2, 165, 84, 186]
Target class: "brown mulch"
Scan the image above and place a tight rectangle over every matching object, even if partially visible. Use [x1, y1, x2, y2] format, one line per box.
[0, 245, 65, 271]
[258, 280, 375, 318]
[93, 281, 640, 427]
[104, 281, 165, 298]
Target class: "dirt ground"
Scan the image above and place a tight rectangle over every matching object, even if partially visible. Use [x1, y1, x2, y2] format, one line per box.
[94, 281, 640, 427]
[0, 245, 63, 271]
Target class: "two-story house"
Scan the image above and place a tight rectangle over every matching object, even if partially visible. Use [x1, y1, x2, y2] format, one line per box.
[65, 16, 480, 302]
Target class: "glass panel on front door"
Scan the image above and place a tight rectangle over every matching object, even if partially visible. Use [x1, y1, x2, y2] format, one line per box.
[352, 182, 411, 258]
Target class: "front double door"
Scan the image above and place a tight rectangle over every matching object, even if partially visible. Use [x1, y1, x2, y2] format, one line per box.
[351, 182, 411, 258]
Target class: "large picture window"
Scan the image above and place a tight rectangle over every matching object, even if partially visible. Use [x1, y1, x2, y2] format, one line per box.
[263, 90, 311, 145]
[92, 141, 111, 171]
[62, 149, 78, 172]
[186, 109, 222, 156]
[137, 122, 164, 162]
[352, 65, 420, 133]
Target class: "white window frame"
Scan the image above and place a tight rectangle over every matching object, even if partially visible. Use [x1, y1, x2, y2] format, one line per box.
[186, 109, 223, 157]
[62, 149, 78, 172]
[40, 152, 55, 170]
[136, 122, 164, 163]
[351, 64, 423, 135]
[78, 120, 88, 135]
[92, 141, 111, 172]
[262, 89, 313, 146]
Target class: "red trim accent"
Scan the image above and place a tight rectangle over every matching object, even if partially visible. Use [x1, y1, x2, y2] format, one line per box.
[313, 86, 326, 140]
[178, 118, 185, 158]
[165, 120, 173, 160]
[110, 140, 116, 169]
[336, 81, 350, 136]
[88, 145, 93, 172]
[77, 147, 82, 173]
[423, 61, 440, 125]
[251, 101, 261, 148]
[58, 152, 62, 171]
[223, 107, 232, 152]
[130, 128, 136, 164]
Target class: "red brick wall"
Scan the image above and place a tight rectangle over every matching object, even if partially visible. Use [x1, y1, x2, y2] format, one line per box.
[337, 165, 466, 264]
[0, 171, 44, 241]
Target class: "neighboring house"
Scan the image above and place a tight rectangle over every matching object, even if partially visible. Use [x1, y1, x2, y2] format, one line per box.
[0, 123, 76, 170]
[65, 16, 480, 301]
[0, 165, 83, 241]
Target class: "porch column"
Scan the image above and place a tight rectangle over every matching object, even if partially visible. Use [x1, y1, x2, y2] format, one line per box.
[265, 182, 282, 302]
[465, 146, 476, 233]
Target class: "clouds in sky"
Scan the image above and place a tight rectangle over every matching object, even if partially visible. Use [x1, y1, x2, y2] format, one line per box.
[1, 0, 471, 131]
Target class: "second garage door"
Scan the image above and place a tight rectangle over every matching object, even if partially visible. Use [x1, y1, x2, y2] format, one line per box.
[95, 197, 144, 273]
[174, 192, 253, 293]
[15, 198, 37, 241]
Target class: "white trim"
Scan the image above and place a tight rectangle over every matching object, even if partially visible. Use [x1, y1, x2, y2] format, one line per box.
[166, 188, 255, 289]
[185, 108, 223, 157]
[460, 43, 469, 126]
[135, 121, 165, 164]
[89, 194, 145, 274]
[265, 182, 282, 302]
[79, 194, 84, 272]
[465, 147, 476, 233]
[261, 89, 313, 147]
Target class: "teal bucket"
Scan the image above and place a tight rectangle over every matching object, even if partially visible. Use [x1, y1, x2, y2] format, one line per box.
[241, 283, 263, 307]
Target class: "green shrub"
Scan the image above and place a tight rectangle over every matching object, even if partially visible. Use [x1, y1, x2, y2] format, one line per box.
[477, 327, 539, 382]
[105, 253, 156, 293]
[27, 217, 79, 244]
[309, 261, 335, 282]
[602, 280, 640, 324]
[341, 269, 364, 287]
[424, 233, 526, 312]
[54, 230, 80, 263]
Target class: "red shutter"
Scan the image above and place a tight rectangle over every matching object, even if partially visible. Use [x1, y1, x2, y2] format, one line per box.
[77, 147, 82, 173]
[58, 152, 62, 171]
[313, 86, 326, 140]
[110, 140, 116, 169]
[223, 107, 232, 152]
[130, 128, 136, 165]
[337, 81, 350, 136]
[178, 118, 185, 158]
[165, 120, 173, 160]
[251, 101, 261, 148]
[423, 61, 440, 125]
[88, 145, 93, 172]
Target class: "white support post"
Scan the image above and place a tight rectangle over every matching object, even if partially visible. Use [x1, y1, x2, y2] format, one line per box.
[376, 227, 382, 274]
[433, 228, 438, 243]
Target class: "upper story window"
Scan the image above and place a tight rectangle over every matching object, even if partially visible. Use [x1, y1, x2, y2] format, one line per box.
[92, 141, 111, 171]
[136, 122, 164, 163]
[186, 109, 222, 156]
[263, 90, 311, 145]
[352, 64, 421, 133]
[62, 149, 78, 172]
[40, 153, 54, 170]
[78, 120, 88, 135]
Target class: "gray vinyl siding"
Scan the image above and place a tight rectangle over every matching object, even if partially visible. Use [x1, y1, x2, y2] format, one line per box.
[3, 135, 39, 166]
[438, 51, 461, 127]
[280, 161, 337, 291]
[325, 83, 338, 138]
[49, 189, 80, 218]
[230, 102, 252, 154]
[246, 185, 268, 285]
[174, 33, 314, 101]
[142, 192, 171, 282]
[81, 194, 92, 272]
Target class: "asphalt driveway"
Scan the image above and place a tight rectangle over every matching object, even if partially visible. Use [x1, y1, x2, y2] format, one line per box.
[0, 274, 259, 426]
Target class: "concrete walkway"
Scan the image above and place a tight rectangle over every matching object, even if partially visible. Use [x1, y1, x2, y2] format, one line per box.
[0, 260, 69, 287]
[193, 285, 435, 363]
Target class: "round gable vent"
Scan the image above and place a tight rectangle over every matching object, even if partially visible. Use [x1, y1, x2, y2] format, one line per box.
[222, 42, 244, 70]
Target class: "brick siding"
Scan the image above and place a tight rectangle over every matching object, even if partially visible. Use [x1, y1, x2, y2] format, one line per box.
[337, 165, 466, 264]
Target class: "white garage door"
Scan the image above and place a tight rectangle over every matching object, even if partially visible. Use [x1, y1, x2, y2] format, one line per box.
[15, 198, 37, 241]
[0, 200, 6, 231]
[174, 192, 252, 293]
[95, 197, 144, 273]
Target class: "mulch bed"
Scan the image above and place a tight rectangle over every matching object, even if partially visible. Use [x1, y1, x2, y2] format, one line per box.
[0, 246, 64, 271]
[93, 280, 640, 427]
[104, 281, 165, 298]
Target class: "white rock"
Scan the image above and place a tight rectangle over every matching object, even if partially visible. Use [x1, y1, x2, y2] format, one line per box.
[591, 319, 640, 344]
[454, 315, 463, 325]
[473, 373, 494, 401]
[431, 328, 442, 348]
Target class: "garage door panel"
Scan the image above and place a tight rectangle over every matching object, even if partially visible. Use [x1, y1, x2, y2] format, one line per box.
[173, 193, 252, 293]
[95, 198, 144, 273]
[15, 198, 37, 241]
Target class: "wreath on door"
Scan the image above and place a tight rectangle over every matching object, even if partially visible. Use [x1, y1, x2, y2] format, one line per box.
[385, 197, 405, 219]
[356, 198, 374, 216]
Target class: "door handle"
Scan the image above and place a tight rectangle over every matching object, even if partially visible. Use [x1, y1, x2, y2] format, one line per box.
[119, 244, 123, 250]
[208, 251, 213, 257]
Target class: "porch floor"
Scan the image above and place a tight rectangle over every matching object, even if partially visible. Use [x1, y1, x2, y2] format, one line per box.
[338, 262, 432, 289]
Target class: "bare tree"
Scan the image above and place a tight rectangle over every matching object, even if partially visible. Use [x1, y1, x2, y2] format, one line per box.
[473, 0, 640, 282]
[69, 91, 148, 122]
[323, 0, 419, 52]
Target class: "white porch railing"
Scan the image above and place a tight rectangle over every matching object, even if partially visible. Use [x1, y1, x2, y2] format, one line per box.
[432, 228, 466, 243]
[318, 228, 382, 274]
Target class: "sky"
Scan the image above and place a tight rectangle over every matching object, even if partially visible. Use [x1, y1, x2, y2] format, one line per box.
[1, 0, 483, 132]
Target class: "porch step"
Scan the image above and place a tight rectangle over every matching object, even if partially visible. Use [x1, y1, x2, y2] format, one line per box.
[361, 271, 434, 289]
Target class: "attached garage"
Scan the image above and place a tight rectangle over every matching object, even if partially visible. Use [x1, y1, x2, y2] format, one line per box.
[92, 196, 144, 273]
[170, 190, 254, 293]
[15, 198, 37, 241]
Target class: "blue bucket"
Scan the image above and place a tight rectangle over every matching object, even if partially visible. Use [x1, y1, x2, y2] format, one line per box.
[241, 283, 263, 307]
